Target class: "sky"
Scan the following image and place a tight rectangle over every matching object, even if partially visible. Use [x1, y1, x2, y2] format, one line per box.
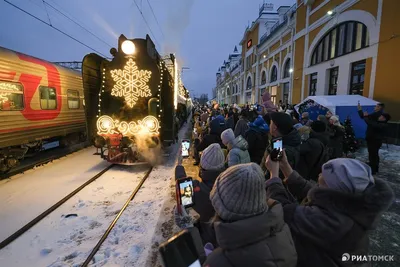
[0, 0, 294, 98]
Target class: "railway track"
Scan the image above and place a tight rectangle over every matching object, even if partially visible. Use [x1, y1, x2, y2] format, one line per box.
[0, 141, 90, 180]
[0, 163, 114, 250]
[81, 167, 153, 266]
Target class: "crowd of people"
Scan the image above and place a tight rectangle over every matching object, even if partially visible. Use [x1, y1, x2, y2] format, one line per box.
[173, 99, 394, 267]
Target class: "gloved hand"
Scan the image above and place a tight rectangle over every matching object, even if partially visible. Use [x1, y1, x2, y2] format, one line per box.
[174, 205, 194, 229]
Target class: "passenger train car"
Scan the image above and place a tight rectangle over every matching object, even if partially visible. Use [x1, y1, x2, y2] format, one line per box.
[0, 47, 86, 173]
[82, 34, 191, 165]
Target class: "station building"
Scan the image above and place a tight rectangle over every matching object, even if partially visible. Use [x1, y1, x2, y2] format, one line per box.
[214, 0, 400, 120]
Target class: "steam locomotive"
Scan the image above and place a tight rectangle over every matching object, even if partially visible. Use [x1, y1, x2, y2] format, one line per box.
[82, 34, 191, 165]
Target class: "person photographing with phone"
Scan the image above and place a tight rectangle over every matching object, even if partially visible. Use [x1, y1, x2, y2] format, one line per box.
[264, 150, 394, 267]
[358, 101, 391, 174]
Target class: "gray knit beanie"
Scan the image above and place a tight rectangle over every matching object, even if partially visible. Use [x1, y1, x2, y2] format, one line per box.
[200, 143, 225, 171]
[210, 163, 267, 221]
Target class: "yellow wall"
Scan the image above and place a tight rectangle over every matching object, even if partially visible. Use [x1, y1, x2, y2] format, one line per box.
[293, 36, 305, 104]
[348, 0, 378, 19]
[282, 33, 291, 44]
[270, 40, 281, 53]
[309, 24, 325, 49]
[296, 5, 307, 33]
[310, 0, 345, 25]
[363, 58, 372, 98]
[374, 0, 400, 120]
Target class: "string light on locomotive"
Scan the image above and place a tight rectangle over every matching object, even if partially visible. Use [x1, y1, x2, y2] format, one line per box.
[97, 115, 160, 136]
[110, 58, 152, 108]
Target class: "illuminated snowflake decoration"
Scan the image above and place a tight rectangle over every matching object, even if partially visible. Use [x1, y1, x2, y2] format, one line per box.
[110, 58, 152, 108]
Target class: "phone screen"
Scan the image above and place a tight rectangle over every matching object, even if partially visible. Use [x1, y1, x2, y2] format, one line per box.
[159, 230, 200, 267]
[178, 178, 194, 208]
[182, 140, 190, 158]
[273, 138, 283, 152]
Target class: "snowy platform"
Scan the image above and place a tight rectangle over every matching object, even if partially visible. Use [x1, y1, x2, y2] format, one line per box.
[0, 122, 192, 267]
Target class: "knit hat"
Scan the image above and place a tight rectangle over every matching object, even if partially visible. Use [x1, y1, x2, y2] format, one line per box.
[200, 143, 225, 171]
[322, 158, 375, 194]
[270, 112, 294, 135]
[221, 128, 235, 146]
[311, 120, 326, 133]
[210, 163, 267, 221]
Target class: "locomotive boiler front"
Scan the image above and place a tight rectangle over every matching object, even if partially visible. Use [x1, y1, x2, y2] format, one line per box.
[83, 34, 175, 165]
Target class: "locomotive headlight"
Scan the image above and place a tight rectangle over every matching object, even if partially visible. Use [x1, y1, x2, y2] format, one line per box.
[146, 120, 155, 129]
[121, 40, 136, 55]
[103, 120, 112, 129]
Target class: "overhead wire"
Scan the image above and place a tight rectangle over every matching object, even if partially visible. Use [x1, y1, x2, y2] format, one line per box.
[146, 0, 165, 38]
[42, 0, 114, 48]
[41, 0, 52, 26]
[132, 0, 161, 49]
[2, 0, 109, 58]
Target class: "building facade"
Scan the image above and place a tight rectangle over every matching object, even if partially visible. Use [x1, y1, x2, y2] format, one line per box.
[215, 0, 400, 119]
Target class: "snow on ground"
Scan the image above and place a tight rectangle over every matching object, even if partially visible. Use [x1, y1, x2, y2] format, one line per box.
[356, 144, 400, 266]
[0, 164, 151, 267]
[0, 147, 110, 242]
[83, 122, 192, 267]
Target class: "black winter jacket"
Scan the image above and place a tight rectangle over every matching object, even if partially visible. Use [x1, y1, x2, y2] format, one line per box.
[192, 168, 224, 223]
[358, 110, 388, 141]
[245, 129, 269, 165]
[265, 172, 394, 267]
[328, 125, 345, 159]
[296, 131, 329, 181]
[196, 119, 225, 151]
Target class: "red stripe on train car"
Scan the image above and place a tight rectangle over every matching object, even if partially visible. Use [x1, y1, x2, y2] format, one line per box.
[17, 54, 62, 121]
[0, 120, 86, 134]
[0, 70, 16, 80]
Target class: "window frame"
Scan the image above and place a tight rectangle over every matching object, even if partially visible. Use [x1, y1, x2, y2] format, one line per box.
[328, 67, 339, 95]
[349, 60, 366, 96]
[309, 73, 318, 96]
[261, 71, 267, 85]
[270, 66, 278, 83]
[246, 77, 252, 91]
[283, 59, 291, 79]
[67, 89, 80, 109]
[311, 21, 369, 66]
[0, 80, 25, 111]
[39, 86, 57, 110]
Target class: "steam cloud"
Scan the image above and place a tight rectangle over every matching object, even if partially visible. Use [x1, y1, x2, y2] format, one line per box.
[133, 129, 163, 167]
[163, 0, 195, 57]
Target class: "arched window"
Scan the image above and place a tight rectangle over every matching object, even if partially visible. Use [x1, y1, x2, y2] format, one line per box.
[311, 21, 369, 66]
[246, 77, 252, 90]
[283, 59, 291, 78]
[270, 66, 277, 83]
[261, 71, 267, 85]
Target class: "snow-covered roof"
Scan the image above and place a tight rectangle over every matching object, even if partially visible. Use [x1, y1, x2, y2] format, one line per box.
[299, 95, 378, 109]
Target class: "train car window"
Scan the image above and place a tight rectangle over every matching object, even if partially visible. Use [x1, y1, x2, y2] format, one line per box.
[0, 81, 24, 111]
[39, 86, 57, 110]
[67, 90, 80, 109]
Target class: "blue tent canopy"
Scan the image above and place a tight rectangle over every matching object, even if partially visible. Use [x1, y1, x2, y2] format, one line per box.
[295, 95, 378, 139]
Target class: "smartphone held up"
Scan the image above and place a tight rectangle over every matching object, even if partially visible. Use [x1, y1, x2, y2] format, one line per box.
[271, 137, 283, 161]
[181, 140, 190, 158]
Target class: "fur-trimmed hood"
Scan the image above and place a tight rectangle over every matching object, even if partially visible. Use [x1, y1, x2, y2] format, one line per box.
[306, 178, 394, 230]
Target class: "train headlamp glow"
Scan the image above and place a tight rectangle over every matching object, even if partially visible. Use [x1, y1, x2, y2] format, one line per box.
[121, 40, 136, 55]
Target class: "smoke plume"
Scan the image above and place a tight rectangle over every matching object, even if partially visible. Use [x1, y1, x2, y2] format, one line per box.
[163, 0, 195, 56]
[133, 129, 163, 166]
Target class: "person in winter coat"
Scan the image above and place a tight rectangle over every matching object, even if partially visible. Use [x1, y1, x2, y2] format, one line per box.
[296, 121, 329, 182]
[358, 102, 390, 174]
[244, 115, 269, 165]
[265, 151, 394, 267]
[221, 128, 251, 167]
[261, 112, 301, 175]
[204, 163, 298, 267]
[262, 92, 278, 114]
[225, 111, 235, 131]
[192, 144, 226, 223]
[194, 118, 226, 165]
[234, 109, 249, 138]
[300, 112, 313, 126]
[328, 116, 345, 159]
